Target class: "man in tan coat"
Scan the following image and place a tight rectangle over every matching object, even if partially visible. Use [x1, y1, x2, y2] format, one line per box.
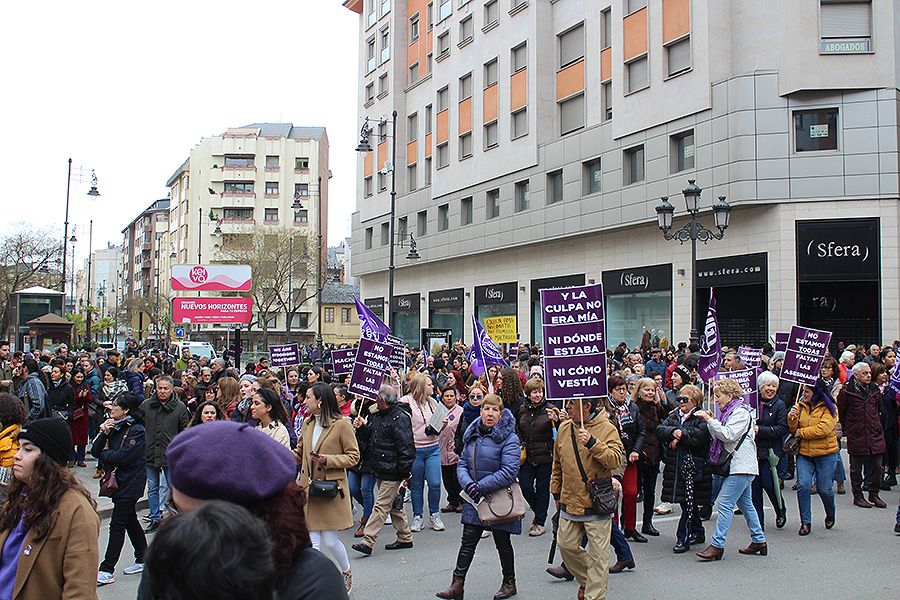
[551, 398, 625, 600]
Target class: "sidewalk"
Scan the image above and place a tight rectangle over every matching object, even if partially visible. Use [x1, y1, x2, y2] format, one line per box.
[74, 458, 149, 520]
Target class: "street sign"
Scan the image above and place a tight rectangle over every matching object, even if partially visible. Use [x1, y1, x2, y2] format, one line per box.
[174, 327, 185, 339]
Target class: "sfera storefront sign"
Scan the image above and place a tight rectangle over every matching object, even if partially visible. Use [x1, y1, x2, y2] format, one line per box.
[602, 264, 671, 295]
[796, 218, 879, 282]
[429, 288, 464, 308]
[475, 282, 517, 305]
[696, 253, 767, 287]
[392, 293, 419, 312]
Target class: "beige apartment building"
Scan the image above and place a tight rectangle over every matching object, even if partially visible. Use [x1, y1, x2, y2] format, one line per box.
[121, 199, 171, 341]
[346, 0, 900, 350]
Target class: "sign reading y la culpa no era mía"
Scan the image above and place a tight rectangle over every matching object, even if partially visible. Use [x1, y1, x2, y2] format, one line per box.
[172, 298, 253, 324]
[171, 265, 252, 292]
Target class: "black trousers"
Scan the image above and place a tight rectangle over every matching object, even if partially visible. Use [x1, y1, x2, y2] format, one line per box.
[638, 459, 660, 522]
[849, 453, 883, 495]
[441, 465, 462, 507]
[100, 499, 148, 573]
[885, 435, 898, 481]
[452, 524, 514, 580]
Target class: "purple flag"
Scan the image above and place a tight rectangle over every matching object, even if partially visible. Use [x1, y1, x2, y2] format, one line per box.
[697, 289, 721, 382]
[472, 315, 507, 371]
[354, 296, 391, 343]
[467, 347, 485, 377]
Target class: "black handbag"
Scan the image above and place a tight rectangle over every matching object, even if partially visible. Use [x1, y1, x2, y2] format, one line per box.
[309, 479, 340, 499]
[570, 426, 616, 516]
[709, 418, 752, 478]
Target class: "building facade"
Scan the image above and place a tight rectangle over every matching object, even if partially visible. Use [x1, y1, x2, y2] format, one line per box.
[321, 281, 362, 344]
[121, 199, 171, 341]
[346, 0, 900, 349]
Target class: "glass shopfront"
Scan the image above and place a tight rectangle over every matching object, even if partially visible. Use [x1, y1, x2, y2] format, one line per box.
[391, 293, 420, 348]
[364, 297, 385, 321]
[796, 218, 880, 350]
[695, 253, 768, 348]
[530, 274, 586, 345]
[429, 288, 464, 341]
[474, 282, 518, 337]
[602, 264, 672, 348]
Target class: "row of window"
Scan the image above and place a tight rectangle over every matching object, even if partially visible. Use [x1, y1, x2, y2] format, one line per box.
[255, 308, 351, 328]
[222, 182, 310, 196]
[221, 155, 309, 170]
[220, 207, 309, 224]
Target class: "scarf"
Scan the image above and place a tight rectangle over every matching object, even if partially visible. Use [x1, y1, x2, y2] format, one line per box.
[103, 379, 126, 400]
[609, 398, 633, 429]
[461, 401, 481, 427]
[708, 397, 746, 463]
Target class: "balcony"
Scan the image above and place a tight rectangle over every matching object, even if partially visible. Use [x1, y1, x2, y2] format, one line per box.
[220, 219, 256, 235]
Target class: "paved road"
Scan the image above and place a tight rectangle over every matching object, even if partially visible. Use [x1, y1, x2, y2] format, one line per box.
[98, 461, 899, 599]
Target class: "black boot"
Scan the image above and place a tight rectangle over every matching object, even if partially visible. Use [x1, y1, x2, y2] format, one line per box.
[493, 577, 516, 600]
[436, 577, 465, 600]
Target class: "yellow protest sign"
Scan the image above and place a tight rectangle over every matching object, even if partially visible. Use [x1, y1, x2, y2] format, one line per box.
[484, 316, 518, 344]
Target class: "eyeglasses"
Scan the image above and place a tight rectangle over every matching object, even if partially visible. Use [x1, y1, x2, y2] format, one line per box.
[469, 394, 484, 399]
[676, 396, 691, 404]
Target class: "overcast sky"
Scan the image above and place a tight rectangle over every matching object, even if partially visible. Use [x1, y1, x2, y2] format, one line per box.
[1, 1, 358, 268]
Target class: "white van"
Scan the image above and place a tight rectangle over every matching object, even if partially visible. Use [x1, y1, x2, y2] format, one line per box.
[169, 341, 218, 361]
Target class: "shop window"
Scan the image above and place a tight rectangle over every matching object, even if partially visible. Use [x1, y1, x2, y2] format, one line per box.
[794, 108, 838, 152]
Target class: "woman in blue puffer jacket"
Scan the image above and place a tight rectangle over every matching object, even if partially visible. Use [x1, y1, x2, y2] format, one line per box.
[436, 395, 520, 600]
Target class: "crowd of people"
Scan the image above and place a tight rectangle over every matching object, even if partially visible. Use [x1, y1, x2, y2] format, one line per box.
[0, 334, 897, 599]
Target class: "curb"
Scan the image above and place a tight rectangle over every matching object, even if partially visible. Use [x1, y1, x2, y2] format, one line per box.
[98, 498, 149, 521]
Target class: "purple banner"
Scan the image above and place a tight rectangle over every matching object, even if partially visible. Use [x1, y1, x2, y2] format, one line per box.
[713, 368, 758, 416]
[268, 343, 300, 368]
[780, 325, 832, 386]
[348, 338, 394, 401]
[738, 346, 763, 369]
[331, 348, 357, 376]
[774, 332, 789, 353]
[540, 284, 607, 401]
[889, 366, 900, 397]
[698, 290, 721, 383]
[386, 335, 406, 371]
[354, 296, 391, 343]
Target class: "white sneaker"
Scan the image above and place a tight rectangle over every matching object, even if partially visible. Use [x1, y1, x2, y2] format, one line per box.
[123, 563, 144, 575]
[410, 515, 424, 532]
[97, 571, 116, 586]
[385, 514, 393, 525]
[481, 529, 490, 538]
[654, 502, 674, 515]
[404, 488, 412, 503]
[429, 514, 445, 531]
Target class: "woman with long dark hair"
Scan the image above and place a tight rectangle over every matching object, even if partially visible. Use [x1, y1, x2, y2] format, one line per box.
[69, 368, 92, 468]
[497, 368, 525, 427]
[253, 388, 291, 448]
[0, 418, 99, 597]
[189, 401, 226, 427]
[93, 393, 148, 585]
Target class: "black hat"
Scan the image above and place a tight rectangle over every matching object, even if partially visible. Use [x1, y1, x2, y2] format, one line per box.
[18, 418, 72, 465]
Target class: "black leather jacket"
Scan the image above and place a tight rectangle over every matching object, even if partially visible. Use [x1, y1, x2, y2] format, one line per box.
[367, 402, 415, 481]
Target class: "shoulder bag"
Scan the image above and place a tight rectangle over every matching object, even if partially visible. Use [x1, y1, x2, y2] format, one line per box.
[473, 440, 526, 525]
[709, 414, 752, 478]
[783, 433, 800, 456]
[570, 425, 616, 516]
[99, 429, 129, 497]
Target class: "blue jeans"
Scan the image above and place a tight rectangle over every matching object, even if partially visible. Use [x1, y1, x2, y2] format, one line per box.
[610, 518, 633, 561]
[711, 474, 723, 503]
[833, 440, 845, 483]
[519, 462, 552, 526]
[348, 470, 376, 519]
[711, 474, 765, 549]
[146, 466, 169, 523]
[796, 453, 838, 525]
[411, 445, 442, 517]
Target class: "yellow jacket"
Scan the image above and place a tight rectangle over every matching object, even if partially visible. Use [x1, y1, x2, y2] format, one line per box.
[788, 401, 839, 457]
[0, 424, 21, 468]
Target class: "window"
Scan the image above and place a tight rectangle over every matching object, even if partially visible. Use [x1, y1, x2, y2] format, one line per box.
[583, 158, 601, 195]
[410, 13, 420, 42]
[558, 23, 584, 68]
[459, 72, 473, 98]
[378, 171, 387, 191]
[666, 37, 691, 77]
[486, 189, 500, 219]
[408, 113, 418, 143]
[367, 37, 377, 72]
[560, 94, 585, 135]
[364, 176, 373, 197]
[294, 183, 309, 197]
[265, 155, 279, 169]
[290, 313, 309, 329]
[820, 1, 872, 53]
[378, 121, 387, 140]
[380, 26, 390, 62]
[417, 210, 428, 236]
[264, 314, 277, 328]
[426, 52, 433, 74]
[325, 307, 335, 323]
[459, 15, 474, 42]
[341, 307, 352, 323]
[381, 0, 391, 17]
[439, 0, 452, 22]
[459, 132, 472, 159]
[398, 216, 408, 237]
[671, 130, 695, 172]
[365, 82, 375, 102]
[626, 0, 647, 14]
[461, 196, 473, 225]
[794, 109, 839, 152]
[438, 31, 450, 55]
[425, 104, 433, 133]
[223, 207, 253, 220]
[294, 209, 308, 224]
[408, 164, 417, 191]
[484, 58, 498, 86]
[511, 42, 527, 72]
[224, 181, 254, 194]
[424, 157, 432, 185]
[378, 73, 388, 95]
[367, 0, 377, 27]
[437, 86, 449, 110]
[515, 180, 529, 212]
[484, 0, 499, 26]
[484, 122, 498, 149]
[224, 155, 254, 168]
[511, 0, 527, 7]
[295, 157, 309, 170]
[380, 222, 389, 246]
[265, 182, 279, 195]
[512, 108, 527, 138]
[427, 2, 434, 29]
[627, 56, 649, 93]
[602, 82, 612, 121]
[601, 8, 611, 49]
[438, 204, 449, 231]
[624, 145, 645, 185]
[365, 227, 373, 250]
[437, 143, 449, 168]
[547, 170, 563, 204]
[409, 62, 419, 83]
[264, 208, 278, 222]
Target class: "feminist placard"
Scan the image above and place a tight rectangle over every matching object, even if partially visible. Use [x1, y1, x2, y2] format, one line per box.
[713, 368, 759, 416]
[348, 338, 394, 401]
[269, 344, 300, 368]
[331, 348, 358, 376]
[780, 325, 832, 385]
[386, 335, 406, 371]
[540, 284, 607, 400]
[738, 346, 763, 369]
[774, 332, 789, 353]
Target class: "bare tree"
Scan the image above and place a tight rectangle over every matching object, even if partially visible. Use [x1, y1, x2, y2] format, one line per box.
[0, 225, 63, 337]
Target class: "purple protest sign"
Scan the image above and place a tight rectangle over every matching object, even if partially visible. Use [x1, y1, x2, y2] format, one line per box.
[774, 332, 789, 353]
[269, 343, 300, 368]
[540, 284, 607, 401]
[713, 368, 758, 416]
[386, 335, 406, 371]
[889, 367, 900, 397]
[348, 338, 394, 401]
[780, 325, 832, 386]
[738, 346, 763, 369]
[331, 348, 357, 376]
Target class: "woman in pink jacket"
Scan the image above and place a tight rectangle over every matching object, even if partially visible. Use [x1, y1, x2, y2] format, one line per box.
[438, 386, 464, 513]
